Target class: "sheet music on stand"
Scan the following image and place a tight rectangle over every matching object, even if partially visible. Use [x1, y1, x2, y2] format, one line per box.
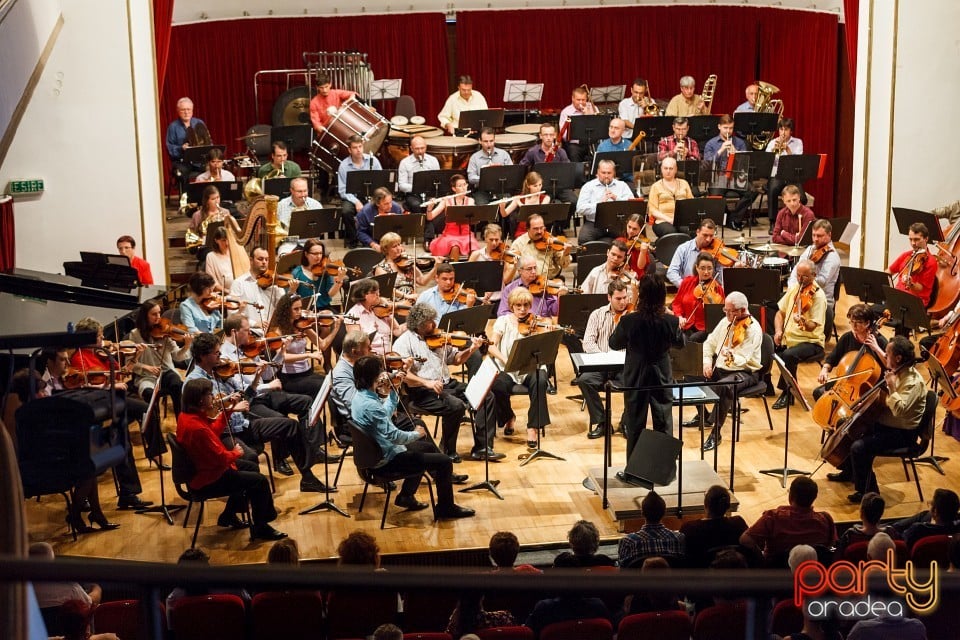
[309, 375, 333, 427]
[504, 80, 544, 122]
[465, 357, 500, 411]
[590, 85, 626, 105]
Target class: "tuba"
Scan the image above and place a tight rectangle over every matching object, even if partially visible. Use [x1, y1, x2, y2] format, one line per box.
[751, 80, 784, 150]
[700, 74, 717, 114]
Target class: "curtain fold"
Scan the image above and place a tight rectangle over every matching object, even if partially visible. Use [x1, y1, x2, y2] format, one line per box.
[153, 0, 175, 96]
[843, 0, 859, 95]
[0, 196, 14, 271]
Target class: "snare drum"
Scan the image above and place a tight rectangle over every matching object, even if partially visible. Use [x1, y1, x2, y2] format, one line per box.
[426, 136, 480, 170]
[313, 97, 390, 172]
[384, 126, 442, 169]
[505, 123, 542, 136]
[495, 133, 536, 164]
[762, 256, 790, 280]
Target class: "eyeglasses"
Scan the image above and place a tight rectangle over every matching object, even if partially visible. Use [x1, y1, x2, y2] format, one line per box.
[521, 266, 537, 272]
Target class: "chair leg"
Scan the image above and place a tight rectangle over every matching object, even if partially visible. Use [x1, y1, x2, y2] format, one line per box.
[762, 397, 774, 431]
[259, 450, 276, 494]
[433, 416, 440, 439]
[333, 444, 351, 487]
[359, 482, 370, 511]
[424, 475, 436, 509]
[901, 458, 910, 482]
[182, 500, 194, 529]
[380, 482, 395, 530]
[910, 459, 923, 502]
[191, 501, 205, 549]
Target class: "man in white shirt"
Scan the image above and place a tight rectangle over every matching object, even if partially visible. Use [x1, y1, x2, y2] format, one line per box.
[577, 280, 630, 439]
[467, 127, 513, 205]
[397, 135, 441, 215]
[337, 135, 383, 248]
[618, 78, 655, 139]
[277, 177, 322, 233]
[576, 159, 634, 243]
[734, 83, 759, 113]
[764, 117, 806, 221]
[438, 75, 488, 135]
[230, 246, 292, 331]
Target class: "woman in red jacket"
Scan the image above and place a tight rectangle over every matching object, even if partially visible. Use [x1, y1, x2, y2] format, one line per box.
[176, 378, 286, 541]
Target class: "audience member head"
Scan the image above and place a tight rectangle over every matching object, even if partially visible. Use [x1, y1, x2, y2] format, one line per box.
[867, 532, 896, 562]
[567, 520, 601, 556]
[641, 491, 666, 525]
[788, 545, 817, 573]
[788, 476, 818, 509]
[28, 542, 56, 560]
[338, 530, 381, 566]
[932, 488, 960, 524]
[178, 547, 211, 564]
[710, 549, 748, 569]
[703, 485, 733, 519]
[372, 624, 403, 640]
[57, 599, 95, 640]
[860, 492, 885, 526]
[267, 538, 300, 565]
[489, 531, 520, 568]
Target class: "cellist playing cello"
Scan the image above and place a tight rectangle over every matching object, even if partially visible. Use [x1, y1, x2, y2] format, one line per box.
[814, 304, 887, 403]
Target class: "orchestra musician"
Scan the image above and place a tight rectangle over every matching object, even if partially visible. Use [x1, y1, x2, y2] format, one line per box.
[351, 355, 475, 519]
[204, 227, 237, 293]
[488, 288, 554, 449]
[180, 271, 224, 335]
[888, 222, 938, 307]
[576, 159, 635, 244]
[193, 148, 235, 183]
[128, 299, 192, 427]
[277, 177, 322, 234]
[773, 259, 827, 409]
[771, 185, 815, 246]
[337, 136, 382, 248]
[657, 117, 701, 162]
[177, 377, 287, 540]
[231, 246, 292, 331]
[344, 278, 406, 356]
[116, 235, 153, 287]
[702, 115, 751, 232]
[577, 280, 630, 440]
[520, 122, 569, 167]
[666, 219, 722, 287]
[374, 232, 440, 298]
[40, 348, 71, 394]
[504, 214, 571, 282]
[559, 85, 600, 164]
[291, 239, 344, 313]
[397, 135, 441, 215]
[700, 292, 763, 452]
[665, 76, 707, 117]
[469, 223, 506, 263]
[166, 97, 207, 194]
[764, 118, 805, 221]
[498, 256, 560, 322]
[394, 302, 501, 462]
[268, 291, 341, 385]
[438, 75, 488, 135]
[619, 78, 656, 138]
[648, 157, 694, 237]
[357, 187, 404, 252]
[734, 83, 759, 113]
[257, 141, 302, 179]
[609, 275, 684, 461]
[814, 304, 887, 403]
[827, 336, 927, 504]
[467, 126, 513, 205]
[189, 185, 240, 249]
[309, 73, 356, 135]
[581, 240, 632, 297]
[500, 172, 549, 239]
[426, 173, 480, 260]
[595, 118, 634, 183]
[788, 219, 841, 338]
[617, 214, 652, 279]
[673, 252, 725, 342]
[417, 262, 483, 312]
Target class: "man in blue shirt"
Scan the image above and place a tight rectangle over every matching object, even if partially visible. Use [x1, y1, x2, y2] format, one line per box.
[338, 135, 383, 248]
[702, 115, 751, 231]
[595, 118, 634, 184]
[357, 187, 404, 251]
[165, 97, 208, 197]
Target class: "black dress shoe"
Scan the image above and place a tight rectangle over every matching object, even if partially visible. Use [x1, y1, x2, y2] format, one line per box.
[79, 498, 92, 513]
[727, 220, 743, 232]
[451, 473, 469, 484]
[702, 431, 721, 452]
[118, 496, 153, 510]
[251, 524, 288, 540]
[150, 457, 172, 471]
[88, 513, 120, 530]
[66, 515, 96, 534]
[300, 478, 337, 493]
[315, 450, 342, 463]
[546, 383, 558, 395]
[826, 470, 852, 482]
[395, 495, 429, 511]
[217, 513, 248, 529]
[587, 424, 605, 439]
[772, 392, 793, 410]
[847, 491, 864, 504]
[448, 453, 462, 464]
[274, 458, 294, 476]
[470, 448, 506, 461]
[434, 504, 476, 519]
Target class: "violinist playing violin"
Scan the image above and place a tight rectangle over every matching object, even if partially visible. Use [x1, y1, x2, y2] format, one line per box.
[787, 219, 841, 338]
[468, 223, 507, 264]
[581, 240, 633, 297]
[616, 213, 652, 279]
[231, 247, 294, 331]
[416, 263, 488, 377]
[70, 317, 153, 511]
[374, 232, 440, 299]
[666, 219, 724, 288]
[290, 239, 345, 313]
[577, 280, 630, 440]
[267, 292, 341, 385]
[889, 222, 938, 309]
[497, 256, 560, 321]
[814, 304, 887, 403]
[504, 213, 571, 281]
[773, 259, 827, 410]
[700, 291, 763, 452]
[672, 252, 725, 342]
[179, 271, 224, 334]
[575, 159, 635, 244]
[345, 279, 406, 356]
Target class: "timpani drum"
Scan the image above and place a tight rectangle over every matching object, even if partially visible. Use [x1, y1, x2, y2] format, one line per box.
[384, 126, 443, 169]
[505, 123, 542, 136]
[426, 136, 480, 170]
[494, 133, 537, 164]
[762, 256, 790, 281]
[312, 97, 390, 172]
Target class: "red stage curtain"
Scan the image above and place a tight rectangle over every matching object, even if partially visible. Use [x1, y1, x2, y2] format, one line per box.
[153, 0, 175, 95]
[0, 196, 14, 271]
[457, 6, 838, 216]
[843, 0, 859, 95]
[160, 14, 449, 166]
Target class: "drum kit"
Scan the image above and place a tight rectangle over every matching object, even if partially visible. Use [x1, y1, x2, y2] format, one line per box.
[743, 241, 806, 281]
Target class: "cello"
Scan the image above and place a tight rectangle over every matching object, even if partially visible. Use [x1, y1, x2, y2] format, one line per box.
[927, 222, 960, 319]
[818, 371, 892, 468]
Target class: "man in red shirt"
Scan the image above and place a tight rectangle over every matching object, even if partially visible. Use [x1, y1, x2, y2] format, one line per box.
[309, 73, 356, 135]
[116, 235, 153, 286]
[888, 222, 938, 307]
[177, 378, 286, 540]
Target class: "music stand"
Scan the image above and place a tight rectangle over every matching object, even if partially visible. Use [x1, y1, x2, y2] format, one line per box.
[277, 251, 302, 276]
[883, 285, 931, 333]
[368, 78, 401, 115]
[761, 354, 813, 487]
[559, 294, 607, 335]
[733, 112, 778, 141]
[345, 170, 394, 203]
[285, 209, 336, 243]
[186, 180, 242, 205]
[569, 114, 611, 147]
[479, 165, 526, 198]
[504, 82, 545, 122]
[590, 150, 638, 176]
[922, 354, 951, 475]
[460, 356, 503, 498]
[458, 108, 505, 133]
[271, 125, 312, 153]
[452, 261, 504, 295]
[366, 271, 398, 302]
[634, 116, 675, 141]
[840, 267, 891, 304]
[721, 266, 781, 308]
[674, 198, 726, 234]
[373, 213, 425, 244]
[776, 154, 821, 187]
[412, 170, 458, 199]
[438, 304, 493, 336]
[516, 203, 570, 229]
[445, 204, 499, 230]
[829, 217, 851, 243]
[533, 162, 578, 201]
[796, 219, 815, 247]
[264, 177, 312, 199]
[505, 330, 565, 466]
[590, 85, 626, 106]
[892, 207, 945, 241]
[182, 145, 226, 166]
[595, 201, 646, 238]
[300, 375, 350, 517]
[704, 303, 725, 333]
[687, 115, 721, 145]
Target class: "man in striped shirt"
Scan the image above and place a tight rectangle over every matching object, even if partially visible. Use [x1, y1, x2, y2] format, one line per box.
[577, 280, 629, 439]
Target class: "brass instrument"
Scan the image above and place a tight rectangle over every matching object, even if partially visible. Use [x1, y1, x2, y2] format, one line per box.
[580, 83, 598, 115]
[773, 134, 788, 155]
[700, 74, 717, 114]
[264, 195, 280, 271]
[751, 81, 784, 150]
[263, 165, 285, 180]
[627, 130, 647, 152]
[642, 96, 660, 116]
[185, 121, 212, 147]
[675, 135, 687, 160]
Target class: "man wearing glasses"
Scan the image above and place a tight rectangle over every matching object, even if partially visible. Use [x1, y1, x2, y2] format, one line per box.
[497, 255, 559, 321]
[504, 213, 571, 281]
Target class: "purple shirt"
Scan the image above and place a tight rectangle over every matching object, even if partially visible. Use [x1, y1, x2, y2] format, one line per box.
[357, 202, 405, 247]
[520, 145, 570, 167]
[497, 278, 559, 318]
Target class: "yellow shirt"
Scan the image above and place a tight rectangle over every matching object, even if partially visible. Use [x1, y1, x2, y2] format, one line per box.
[881, 366, 926, 430]
[777, 284, 826, 348]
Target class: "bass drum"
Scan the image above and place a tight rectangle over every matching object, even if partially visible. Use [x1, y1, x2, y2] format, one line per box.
[313, 97, 390, 173]
[272, 86, 312, 127]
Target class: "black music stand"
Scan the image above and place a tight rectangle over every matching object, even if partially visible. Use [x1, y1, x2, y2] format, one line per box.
[840, 267, 891, 304]
[892, 207, 945, 241]
[438, 304, 494, 335]
[722, 267, 781, 308]
[277, 251, 302, 276]
[264, 177, 313, 200]
[687, 115, 721, 145]
[595, 201, 645, 238]
[516, 203, 570, 228]
[558, 294, 607, 335]
[271, 124, 312, 153]
[829, 217, 851, 244]
[796, 219, 815, 247]
[185, 180, 242, 204]
[182, 145, 226, 166]
[445, 204, 499, 229]
[373, 213, 425, 244]
[345, 170, 394, 203]
[479, 165, 526, 198]
[674, 198, 726, 235]
[761, 355, 813, 488]
[506, 330, 565, 466]
[458, 108, 505, 133]
[569, 114, 611, 149]
[289, 208, 340, 240]
[368, 272, 398, 301]
[733, 112, 778, 141]
[635, 116, 675, 142]
[668, 342, 712, 458]
[533, 162, 578, 201]
[776, 154, 822, 189]
[300, 376, 350, 518]
[922, 354, 951, 475]
[452, 261, 504, 295]
[460, 356, 503, 499]
[704, 303, 725, 333]
[883, 285, 931, 333]
[412, 170, 458, 199]
[590, 150, 638, 176]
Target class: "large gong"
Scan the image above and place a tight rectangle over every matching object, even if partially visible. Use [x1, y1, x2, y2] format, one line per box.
[272, 86, 312, 127]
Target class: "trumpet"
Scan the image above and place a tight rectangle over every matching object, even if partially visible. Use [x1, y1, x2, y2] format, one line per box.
[675, 136, 688, 160]
[773, 134, 788, 155]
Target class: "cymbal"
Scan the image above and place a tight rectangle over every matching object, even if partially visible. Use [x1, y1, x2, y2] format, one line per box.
[785, 245, 807, 257]
[236, 132, 268, 141]
[749, 242, 790, 253]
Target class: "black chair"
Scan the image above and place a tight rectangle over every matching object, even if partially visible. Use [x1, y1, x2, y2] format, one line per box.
[580, 240, 612, 256]
[874, 390, 938, 502]
[343, 247, 383, 277]
[574, 253, 608, 288]
[735, 333, 776, 439]
[166, 433, 253, 548]
[348, 421, 435, 529]
[652, 232, 690, 268]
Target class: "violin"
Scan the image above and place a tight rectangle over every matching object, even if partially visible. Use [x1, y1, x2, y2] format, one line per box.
[693, 278, 724, 305]
[488, 242, 519, 264]
[239, 331, 296, 357]
[293, 311, 357, 330]
[213, 359, 279, 379]
[256, 270, 294, 288]
[201, 294, 242, 312]
[310, 259, 362, 279]
[100, 340, 140, 357]
[516, 314, 575, 336]
[528, 276, 581, 296]
[383, 351, 427, 369]
[63, 368, 132, 388]
[150, 318, 190, 344]
[424, 330, 488, 349]
[533, 233, 584, 254]
[702, 237, 740, 268]
[373, 300, 412, 319]
[441, 285, 477, 305]
[810, 245, 833, 264]
[612, 303, 636, 326]
[793, 282, 819, 319]
[716, 315, 752, 368]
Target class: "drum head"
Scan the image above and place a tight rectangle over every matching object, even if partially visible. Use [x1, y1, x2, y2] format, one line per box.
[410, 115, 426, 125]
[426, 136, 480, 152]
[763, 257, 789, 267]
[505, 123, 542, 136]
[494, 133, 536, 148]
[390, 115, 409, 126]
[272, 86, 312, 127]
